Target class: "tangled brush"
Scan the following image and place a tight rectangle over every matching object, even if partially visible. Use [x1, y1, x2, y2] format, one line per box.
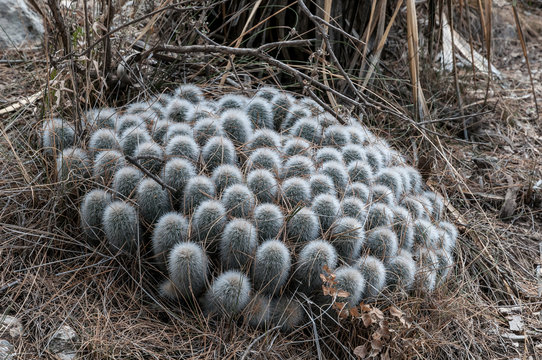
[45, 85, 458, 332]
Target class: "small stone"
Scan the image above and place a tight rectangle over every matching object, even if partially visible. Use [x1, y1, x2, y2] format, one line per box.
[0, 315, 23, 338]
[0, 339, 15, 360]
[48, 325, 79, 360]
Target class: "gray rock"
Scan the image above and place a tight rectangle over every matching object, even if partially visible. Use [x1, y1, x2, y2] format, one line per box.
[0, 0, 44, 49]
[0, 315, 23, 338]
[48, 325, 79, 360]
[0, 339, 15, 360]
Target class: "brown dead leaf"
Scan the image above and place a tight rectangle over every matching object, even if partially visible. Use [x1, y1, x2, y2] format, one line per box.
[371, 338, 383, 352]
[362, 313, 373, 327]
[360, 303, 372, 312]
[371, 308, 384, 320]
[336, 289, 350, 298]
[350, 306, 360, 318]
[353, 345, 368, 358]
[389, 306, 403, 318]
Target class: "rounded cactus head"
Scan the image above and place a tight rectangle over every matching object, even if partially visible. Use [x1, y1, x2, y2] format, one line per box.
[165, 135, 200, 163]
[221, 184, 255, 218]
[323, 125, 350, 147]
[84, 108, 117, 130]
[174, 84, 204, 104]
[125, 102, 150, 116]
[345, 182, 371, 203]
[56, 147, 91, 182]
[386, 252, 416, 291]
[364, 146, 384, 174]
[282, 137, 312, 157]
[116, 115, 146, 137]
[309, 174, 336, 198]
[212, 164, 243, 195]
[319, 161, 348, 193]
[356, 256, 386, 299]
[341, 197, 367, 223]
[434, 248, 453, 285]
[404, 166, 423, 194]
[345, 125, 368, 145]
[295, 239, 338, 292]
[364, 227, 398, 262]
[253, 203, 284, 241]
[246, 148, 281, 173]
[247, 169, 278, 203]
[192, 200, 227, 250]
[413, 219, 439, 249]
[137, 178, 171, 224]
[183, 175, 215, 214]
[289, 117, 322, 144]
[281, 104, 311, 131]
[165, 123, 192, 142]
[252, 240, 291, 295]
[438, 221, 458, 252]
[93, 150, 126, 185]
[392, 206, 415, 251]
[81, 189, 112, 241]
[312, 193, 340, 233]
[245, 295, 273, 329]
[112, 166, 143, 199]
[193, 118, 223, 146]
[202, 270, 251, 317]
[202, 136, 236, 172]
[270, 297, 305, 332]
[365, 203, 394, 229]
[281, 177, 311, 208]
[329, 217, 365, 263]
[192, 104, 216, 122]
[286, 207, 319, 243]
[374, 169, 403, 201]
[220, 109, 253, 145]
[423, 191, 444, 220]
[249, 129, 280, 150]
[270, 93, 295, 130]
[119, 127, 151, 156]
[42, 118, 75, 154]
[320, 266, 365, 309]
[341, 144, 366, 166]
[370, 185, 395, 206]
[88, 129, 119, 156]
[402, 195, 429, 220]
[255, 86, 279, 101]
[133, 142, 164, 175]
[247, 97, 273, 129]
[413, 247, 438, 293]
[152, 212, 189, 269]
[165, 98, 194, 123]
[217, 94, 247, 113]
[282, 155, 314, 179]
[315, 147, 343, 165]
[167, 242, 208, 301]
[150, 120, 170, 145]
[102, 201, 139, 254]
[348, 161, 374, 185]
[299, 97, 324, 115]
[162, 158, 196, 202]
[220, 219, 257, 270]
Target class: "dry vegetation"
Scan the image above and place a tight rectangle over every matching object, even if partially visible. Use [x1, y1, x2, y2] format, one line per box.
[1, 0, 541, 359]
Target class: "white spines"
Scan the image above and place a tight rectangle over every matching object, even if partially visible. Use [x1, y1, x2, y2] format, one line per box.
[281, 104, 311, 131]
[174, 84, 204, 104]
[249, 129, 281, 150]
[116, 115, 146, 137]
[152, 212, 189, 268]
[312, 194, 340, 233]
[165, 123, 192, 142]
[202, 136, 236, 172]
[220, 219, 257, 270]
[42, 118, 75, 154]
[413, 219, 439, 249]
[202, 270, 251, 317]
[183, 176, 215, 213]
[193, 118, 223, 146]
[270, 297, 304, 332]
[137, 178, 170, 224]
[150, 120, 169, 145]
[356, 256, 386, 299]
[295, 239, 338, 291]
[281, 177, 311, 207]
[255, 86, 279, 101]
[282, 155, 314, 179]
[345, 182, 371, 203]
[319, 161, 348, 192]
[112, 166, 143, 199]
[133, 142, 163, 175]
[247, 98, 273, 129]
[374, 169, 403, 201]
[341, 197, 367, 223]
[364, 146, 384, 173]
[212, 165, 243, 195]
[81, 189, 112, 241]
[309, 174, 336, 198]
[438, 221, 458, 252]
[162, 158, 196, 201]
[252, 240, 291, 295]
[93, 150, 126, 185]
[119, 127, 151, 156]
[286, 207, 319, 243]
[323, 125, 350, 147]
[270, 93, 295, 130]
[56, 147, 91, 181]
[165, 98, 194, 123]
[84, 108, 117, 130]
[165, 135, 200, 162]
[413, 247, 438, 293]
[289, 117, 322, 144]
[88, 129, 119, 155]
[342, 144, 366, 165]
[315, 147, 343, 165]
[102, 201, 139, 253]
[330, 217, 365, 263]
[370, 185, 395, 206]
[282, 137, 311, 157]
[366, 203, 394, 229]
[364, 227, 398, 262]
[167, 242, 208, 300]
[423, 191, 444, 220]
[221, 184, 255, 218]
[253, 203, 284, 241]
[322, 266, 365, 308]
[217, 94, 247, 113]
[392, 206, 415, 251]
[386, 251, 416, 291]
[348, 161, 374, 185]
[247, 169, 278, 203]
[221, 109, 253, 145]
[192, 200, 227, 247]
[246, 148, 281, 172]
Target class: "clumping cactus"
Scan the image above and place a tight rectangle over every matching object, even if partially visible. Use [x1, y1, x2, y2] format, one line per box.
[255, 86, 279, 101]
[102, 201, 139, 253]
[81, 189, 112, 241]
[212, 164, 243, 195]
[221, 109, 253, 145]
[312, 194, 340, 233]
[413, 219, 439, 249]
[342, 144, 366, 165]
[345, 182, 371, 203]
[271, 93, 295, 130]
[309, 174, 336, 198]
[165, 123, 192, 142]
[165, 98, 194, 123]
[404, 166, 423, 194]
[93, 150, 126, 185]
[88, 129, 119, 155]
[166, 242, 208, 301]
[356, 256, 386, 299]
[217, 94, 247, 113]
[281, 105, 311, 131]
[438, 221, 458, 251]
[247, 169, 278, 203]
[193, 118, 223, 146]
[112, 166, 143, 199]
[125, 102, 150, 116]
[434, 248, 453, 285]
[289, 117, 322, 144]
[315, 147, 343, 165]
[133, 142, 163, 175]
[162, 158, 196, 202]
[345, 125, 368, 145]
[386, 252, 416, 291]
[341, 197, 367, 223]
[202, 136, 236, 171]
[245, 295, 273, 329]
[423, 191, 444, 220]
[192, 105, 216, 122]
[150, 120, 170, 145]
[413, 247, 438, 293]
[282, 155, 314, 179]
[281, 177, 311, 207]
[247, 98, 273, 129]
[364, 146, 384, 173]
[42, 118, 75, 154]
[116, 115, 146, 136]
[183, 176, 216, 213]
[202, 270, 251, 317]
[374, 169, 403, 201]
[165, 135, 200, 163]
[246, 148, 281, 173]
[370, 185, 395, 206]
[152, 212, 189, 268]
[220, 219, 257, 270]
[286, 207, 319, 243]
[249, 129, 281, 150]
[329, 217, 365, 263]
[270, 297, 304, 332]
[137, 178, 170, 224]
[320, 266, 365, 308]
[119, 127, 151, 156]
[402, 195, 429, 220]
[192, 200, 227, 248]
[221, 184, 255, 218]
[323, 125, 350, 147]
[84, 108, 117, 130]
[363, 227, 398, 262]
[295, 239, 338, 292]
[365, 203, 394, 229]
[174, 84, 204, 104]
[319, 161, 348, 192]
[392, 206, 415, 251]
[282, 137, 312, 157]
[253, 203, 284, 241]
[252, 240, 291, 295]
[348, 161, 374, 184]
[56, 147, 91, 181]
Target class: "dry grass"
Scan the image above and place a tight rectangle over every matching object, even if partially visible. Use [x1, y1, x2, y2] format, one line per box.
[1, 0, 541, 359]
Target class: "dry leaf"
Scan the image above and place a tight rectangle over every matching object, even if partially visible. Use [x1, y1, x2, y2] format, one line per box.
[371, 308, 384, 320]
[350, 306, 360, 318]
[371, 338, 383, 352]
[389, 306, 403, 318]
[353, 345, 368, 359]
[336, 289, 350, 298]
[360, 303, 372, 312]
[362, 313, 373, 327]
[322, 285, 332, 296]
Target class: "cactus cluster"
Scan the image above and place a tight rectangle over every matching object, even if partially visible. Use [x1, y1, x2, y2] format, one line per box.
[45, 85, 458, 332]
